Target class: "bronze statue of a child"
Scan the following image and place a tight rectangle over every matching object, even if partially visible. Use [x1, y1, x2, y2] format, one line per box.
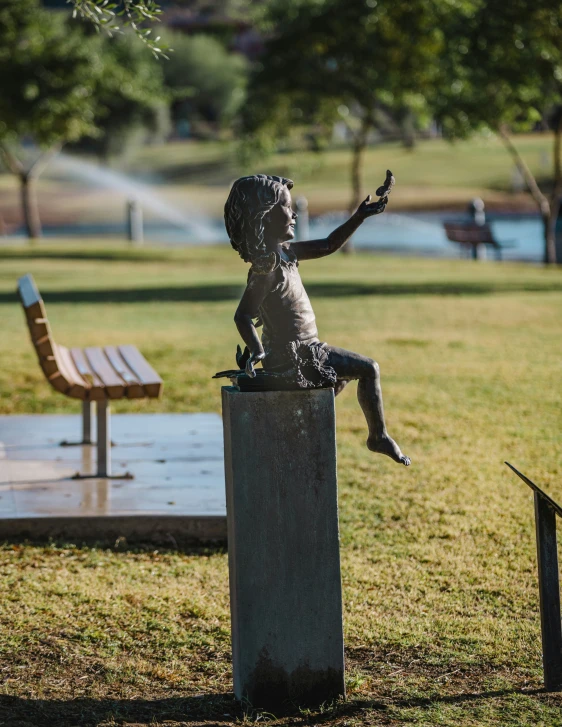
[224, 173, 410, 466]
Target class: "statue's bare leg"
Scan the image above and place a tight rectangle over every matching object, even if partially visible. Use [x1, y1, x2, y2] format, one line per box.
[334, 379, 349, 396]
[325, 345, 410, 465]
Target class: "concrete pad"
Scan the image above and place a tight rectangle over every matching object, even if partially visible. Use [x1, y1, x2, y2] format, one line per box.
[0, 414, 226, 544]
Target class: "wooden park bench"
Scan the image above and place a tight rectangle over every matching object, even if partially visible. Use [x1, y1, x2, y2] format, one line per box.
[444, 222, 515, 260]
[17, 273, 163, 479]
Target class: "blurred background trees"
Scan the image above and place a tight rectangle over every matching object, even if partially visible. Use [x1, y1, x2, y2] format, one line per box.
[161, 31, 248, 139]
[0, 0, 105, 238]
[433, 0, 562, 263]
[0, 0, 169, 237]
[1, 0, 561, 260]
[243, 0, 441, 219]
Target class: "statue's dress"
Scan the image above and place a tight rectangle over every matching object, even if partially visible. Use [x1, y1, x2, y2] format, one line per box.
[251, 247, 337, 388]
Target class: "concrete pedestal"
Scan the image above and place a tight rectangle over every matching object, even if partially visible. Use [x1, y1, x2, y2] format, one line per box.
[222, 386, 345, 709]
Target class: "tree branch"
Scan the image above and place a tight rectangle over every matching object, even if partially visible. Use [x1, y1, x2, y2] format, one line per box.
[552, 113, 562, 203]
[497, 124, 550, 216]
[0, 143, 24, 176]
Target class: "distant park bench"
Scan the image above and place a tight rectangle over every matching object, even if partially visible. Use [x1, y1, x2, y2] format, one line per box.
[444, 222, 515, 260]
[17, 273, 163, 478]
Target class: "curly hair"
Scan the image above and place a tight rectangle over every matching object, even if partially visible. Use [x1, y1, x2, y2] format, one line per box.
[224, 174, 293, 266]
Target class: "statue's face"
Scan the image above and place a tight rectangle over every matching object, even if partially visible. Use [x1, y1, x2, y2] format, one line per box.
[264, 187, 296, 247]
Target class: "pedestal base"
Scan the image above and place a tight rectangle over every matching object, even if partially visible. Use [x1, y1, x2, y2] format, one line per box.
[222, 386, 345, 708]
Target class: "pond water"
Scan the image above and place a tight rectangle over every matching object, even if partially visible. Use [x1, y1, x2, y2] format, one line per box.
[11, 211, 560, 263]
[306, 211, 555, 262]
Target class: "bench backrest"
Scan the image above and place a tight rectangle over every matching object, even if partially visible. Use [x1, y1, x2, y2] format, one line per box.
[17, 274, 89, 399]
[443, 222, 496, 245]
[17, 274, 56, 367]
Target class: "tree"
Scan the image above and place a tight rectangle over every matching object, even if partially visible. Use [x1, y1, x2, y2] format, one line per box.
[75, 30, 170, 160]
[0, 0, 167, 238]
[68, 0, 168, 57]
[433, 0, 562, 264]
[160, 32, 248, 136]
[0, 0, 105, 238]
[243, 0, 442, 218]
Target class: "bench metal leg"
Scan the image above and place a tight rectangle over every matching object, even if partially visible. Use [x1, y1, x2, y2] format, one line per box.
[71, 400, 133, 481]
[82, 401, 93, 445]
[97, 399, 111, 478]
[60, 400, 95, 446]
[534, 492, 562, 691]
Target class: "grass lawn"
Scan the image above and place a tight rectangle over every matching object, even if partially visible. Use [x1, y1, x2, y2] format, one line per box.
[1, 243, 562, 726]
[124, 132, 554, 214]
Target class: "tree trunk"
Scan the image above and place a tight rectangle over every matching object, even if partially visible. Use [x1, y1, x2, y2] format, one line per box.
[544, 197, 561, 265]
[348, 139, 365, 217]
[497, 125, 556, 264]
[343, 121, 370, 255]
[20, 173, 42, 240]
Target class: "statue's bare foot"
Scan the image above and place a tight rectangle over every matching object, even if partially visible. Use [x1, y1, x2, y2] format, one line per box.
[367, 434, 411, 466]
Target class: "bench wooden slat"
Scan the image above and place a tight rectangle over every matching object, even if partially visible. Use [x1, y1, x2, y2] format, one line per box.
[83, 347, 125, 399]
[104, 346, 145, 398]
[39, 354, 60, 379]
[444, 222, 497, 245]
[32, 331, 55, 358]
[27, 317, 50, 343]
[56, 344, 89, 400]
[70, 348, 105, 390]
[118, 345, 163, 398]
[47, 344, 77, 398]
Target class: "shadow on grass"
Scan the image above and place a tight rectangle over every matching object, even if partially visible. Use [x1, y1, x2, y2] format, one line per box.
[0, 694, 238, 727]
[0, 538, 227, 555]
[0, 249, 177, 263]
[0, 686, 548, 727]
[2, 279, 562, 306]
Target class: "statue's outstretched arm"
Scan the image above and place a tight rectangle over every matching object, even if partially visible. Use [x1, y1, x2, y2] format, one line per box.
[293, 170, 394, 261]
[234, 271, 276, 377]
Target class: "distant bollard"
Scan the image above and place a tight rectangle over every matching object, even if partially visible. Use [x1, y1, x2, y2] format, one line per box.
[127, 199, 143, 245]
[295, 196, 309, 241]
[467, 198, 486, 259]
[468, 197, 485, 226]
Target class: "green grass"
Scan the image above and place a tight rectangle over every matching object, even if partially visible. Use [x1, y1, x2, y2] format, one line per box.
[1, 243, 562, 725]
[122, 133, 554, 214]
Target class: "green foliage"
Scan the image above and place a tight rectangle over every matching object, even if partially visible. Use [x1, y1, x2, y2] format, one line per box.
[434, 0, 562, 137]
[0, 0, 104, 146]
[244, 0, 442, 141]
[161, 32, 248, 134]
[0, 0, 167, 156]
[80, 30, 170, 159]
[68, 0, 168, 58]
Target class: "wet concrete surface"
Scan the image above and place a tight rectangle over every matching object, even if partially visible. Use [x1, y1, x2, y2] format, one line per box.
[0, 414, 226, 543]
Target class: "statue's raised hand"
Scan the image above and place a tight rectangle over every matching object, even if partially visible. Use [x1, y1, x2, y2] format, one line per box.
[355, 169, 395, 219]
[356, 195, 387, 219]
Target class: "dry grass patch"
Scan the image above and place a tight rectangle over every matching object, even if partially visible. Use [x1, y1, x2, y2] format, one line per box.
[0, 244, 561, 725]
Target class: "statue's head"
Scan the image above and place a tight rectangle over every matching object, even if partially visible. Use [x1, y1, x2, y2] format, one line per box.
[224, 174, 294, 265]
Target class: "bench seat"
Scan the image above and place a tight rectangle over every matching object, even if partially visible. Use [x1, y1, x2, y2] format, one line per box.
[444, 221, 516, 260]
[18, 274, 163, 403]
